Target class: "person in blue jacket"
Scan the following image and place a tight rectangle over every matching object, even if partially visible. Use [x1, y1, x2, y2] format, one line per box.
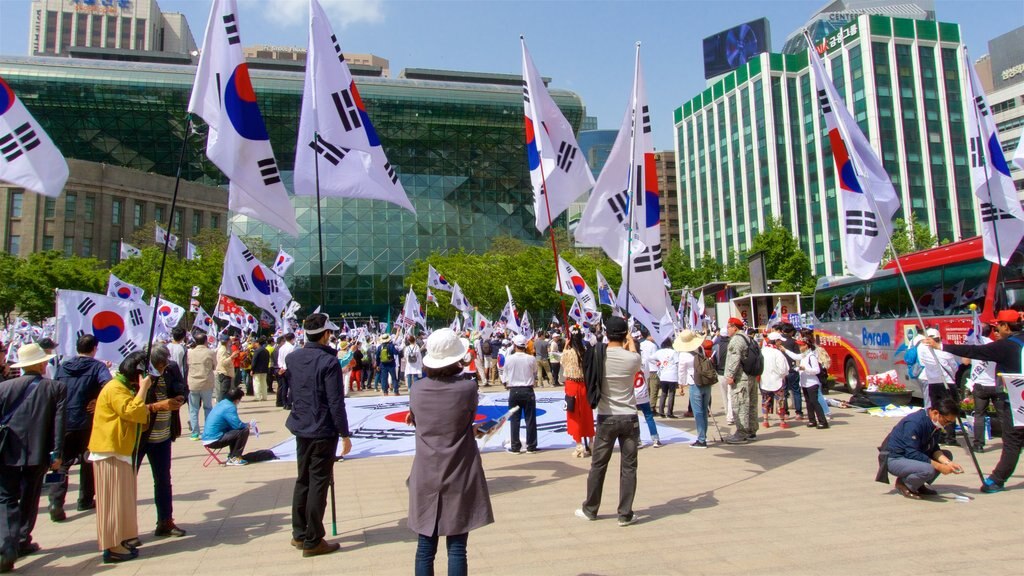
[202, 388, 250, 466]
[884, 397, 964, 499]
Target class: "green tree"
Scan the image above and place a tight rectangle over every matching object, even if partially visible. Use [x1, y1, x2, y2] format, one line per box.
[746, 220, 816, 294]
[885, 213, 938, 260]
[0, 252, 22, 321]
[14, 251, 107, 321]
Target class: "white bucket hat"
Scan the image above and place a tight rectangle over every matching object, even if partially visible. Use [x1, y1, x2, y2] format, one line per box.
[672, 330, 704, 353]
[422, 328, 468, 369]
[11, 343, 56, 369]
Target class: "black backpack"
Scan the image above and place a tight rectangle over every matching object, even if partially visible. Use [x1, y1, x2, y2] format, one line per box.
[739, 335, 764, 377]
[481, 339, 493, 356]
[691, 351, 718, 386]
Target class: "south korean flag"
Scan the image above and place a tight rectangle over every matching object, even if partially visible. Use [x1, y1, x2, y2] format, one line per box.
[106, 273, 145, 303]
[0, 75, 69, 197]
[55, 290, 154, 365]
[220, 234, 293, 322]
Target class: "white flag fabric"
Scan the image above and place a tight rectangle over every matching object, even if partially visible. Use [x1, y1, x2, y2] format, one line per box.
[502, 285, 522, 334]
[568, 299, 583, 324]
[220, 234, 293, 320]
[620, 290, 675, 346]
[0, 75, 69, 197]
[271, 248, 295, 277]
[807, 35, 900, 280]
[963, 50, 1024, 265]
[193, 306, 215, 334]
[282, 299, 301, 321]
[243, 309, 259, 334]
[155, 224, 179, 250]
[55, 290, 154, 365]
[106, 274, 145, 303]
[521, 38, 594, 231]
[595, 269, 618, 308]
[1002, 374, 1024, 427]
[554, 256, 597, 311]
[120, 241, 141, 260]
[1014, 130, 1024, 171]
[450, 283, 473, 312]
[449, 315, 462, 333]
[186, 241, 199, 261]
[152, 297, 186, 331]
[294, 0, 414, 213]
[216, 295, 245, 329]
[427, 265, 453, 292]
[191, 285, 201, 298]
[187, 0, 299, 236]
[426, 287, 438, 307]
[520, 311, 534, 339]
[402, 288, 426, 329]
[767, 298, 783, 327]
[474, 310, 493, 340]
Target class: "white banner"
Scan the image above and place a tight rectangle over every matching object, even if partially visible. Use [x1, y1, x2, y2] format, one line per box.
[270, 391, 694, 461]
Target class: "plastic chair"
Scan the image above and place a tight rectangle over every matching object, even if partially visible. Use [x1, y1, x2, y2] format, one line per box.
[203, 445, 226, 467]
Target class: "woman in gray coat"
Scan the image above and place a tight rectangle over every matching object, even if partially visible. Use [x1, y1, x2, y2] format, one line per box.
[405, 328, 494, 576]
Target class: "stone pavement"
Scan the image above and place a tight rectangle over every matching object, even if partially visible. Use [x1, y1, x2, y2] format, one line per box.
[13, 390, 1023, 576]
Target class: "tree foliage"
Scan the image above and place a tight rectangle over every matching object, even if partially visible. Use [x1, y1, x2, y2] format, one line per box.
[13, 251, 107, 321]
[885, 213, 938, 261]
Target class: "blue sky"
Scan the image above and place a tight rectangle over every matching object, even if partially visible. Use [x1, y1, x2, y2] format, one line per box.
[1, 0, 1022, 151]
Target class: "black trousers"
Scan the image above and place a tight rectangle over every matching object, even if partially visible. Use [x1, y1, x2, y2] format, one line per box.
[48, 428, 94, 508]
[207, 428, 250, 459]
[276, 371, 291, 408]
[804, 385, 828, 427]
[292, 436, 338, 548]
[507, 387, 537, 452]
[0, 464, 47, 557]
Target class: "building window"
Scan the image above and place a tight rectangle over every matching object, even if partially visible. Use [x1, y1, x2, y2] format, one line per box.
[105, 14, 116, 47]
[44, 198, 56, 219]
[172, 208, 183, 233]
[120, 16, 131, 48]
[60, 13, 72, 52]
[154, 204, 165, 225]
[84, 196, 95, 222]
[64, 194, 77, 220]
[110, 240, 119, 263]
[8, 235, 19, 255]
[112, 199, 123, 225]
[210, 214, 219, 230]
[81, 237, 92, 257]
[45, 11, 58, 53]
[42, 236, 54, 251]
[75, 13, 87, 46]
[63, 236, 74, 255]
[90, 14, 102, 47]
[133, 202, 144, 227]
[135, 18, 145, 50]
[192, 212, 202, 235]
[10, 191, 23, 218]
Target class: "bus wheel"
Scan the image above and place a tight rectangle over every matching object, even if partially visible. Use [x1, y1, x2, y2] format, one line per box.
[844, 358, 861, 393]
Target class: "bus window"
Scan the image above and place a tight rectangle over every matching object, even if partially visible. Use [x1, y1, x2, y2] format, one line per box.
[867, 275, 900, 319]
[942, 259, 991, 316]
[903, 268, 943, 318]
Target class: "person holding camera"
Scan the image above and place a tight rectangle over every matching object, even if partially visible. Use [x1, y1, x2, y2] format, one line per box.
[0, 343, 66, 573]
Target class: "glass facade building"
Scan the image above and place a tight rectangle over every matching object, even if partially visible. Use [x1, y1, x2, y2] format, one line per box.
[1, 56, 586, 316]
[673, 15, 976, 277]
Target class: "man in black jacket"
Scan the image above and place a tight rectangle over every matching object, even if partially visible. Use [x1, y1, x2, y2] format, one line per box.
[0, 343, 66, 572]
[286, 314, 351, 557]
[251, 337, 270, 401]
[47, 335, 111, 522]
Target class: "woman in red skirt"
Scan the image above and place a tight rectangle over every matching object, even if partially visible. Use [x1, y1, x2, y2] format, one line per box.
[561, 331, 594, 457]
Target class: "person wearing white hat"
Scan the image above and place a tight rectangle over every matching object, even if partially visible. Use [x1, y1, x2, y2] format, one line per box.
[504, 334, 538, 454]
[759, 333, 791, 430]
[0, 343, 67, 572]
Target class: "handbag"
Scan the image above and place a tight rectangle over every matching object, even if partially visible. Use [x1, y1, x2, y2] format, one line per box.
[0, 376, 43, 455]
[564, 395, 575, 413]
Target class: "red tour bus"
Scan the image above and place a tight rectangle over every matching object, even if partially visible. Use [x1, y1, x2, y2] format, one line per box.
[811, 236, 1024, 397]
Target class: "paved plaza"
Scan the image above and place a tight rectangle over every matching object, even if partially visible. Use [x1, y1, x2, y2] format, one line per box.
[14, 391, 1023, 576]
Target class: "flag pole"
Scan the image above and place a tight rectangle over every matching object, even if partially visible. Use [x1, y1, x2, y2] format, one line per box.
[314, 131, 327, 306]
[522, 35, 571, 338]
[622, 42, 642, 317]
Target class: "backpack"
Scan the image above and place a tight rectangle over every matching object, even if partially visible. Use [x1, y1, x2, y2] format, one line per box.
[816, 347, 831, 378]
[407, 346, 420, 364]
[379, 344, 392, 363]
[739, 335, 764, 377]
[904, 345, 923, 379]
[481, 339, 493, 356]
[691, 351, 718, 386]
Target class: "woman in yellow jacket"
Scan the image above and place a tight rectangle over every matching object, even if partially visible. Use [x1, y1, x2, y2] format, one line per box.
[88, 350, 181, 564]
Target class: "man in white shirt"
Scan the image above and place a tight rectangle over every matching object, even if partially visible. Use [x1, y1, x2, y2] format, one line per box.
[504, 335, 538, 454]
[637, 331, 660, 415]
[914, 327, 960, 444]
[966, 326, 999, 453]
[276, 333, 297, 410]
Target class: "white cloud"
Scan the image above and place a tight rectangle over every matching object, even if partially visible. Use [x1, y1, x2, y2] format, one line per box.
[244, 0, 385, 28]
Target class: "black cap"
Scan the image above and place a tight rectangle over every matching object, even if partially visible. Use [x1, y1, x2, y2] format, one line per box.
[604, 316, 628, 338]
[37, 337, 57, 351]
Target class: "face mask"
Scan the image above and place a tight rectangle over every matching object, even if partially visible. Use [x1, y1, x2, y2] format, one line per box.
[931, 416, 945, 430]
[148, 362, 164, 377]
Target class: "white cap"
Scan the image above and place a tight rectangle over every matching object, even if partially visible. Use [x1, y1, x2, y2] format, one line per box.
[925, 328, 940, 339]
[513, 334, 527, 347]
[767, 332, 785, 342]
[422, 328, 468, 369]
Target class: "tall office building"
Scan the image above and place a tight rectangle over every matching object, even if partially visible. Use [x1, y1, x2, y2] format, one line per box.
[674, 14, 977, 277]
[242, 45, 390, 77]
[655, 151, 679, 249]
[978, 26, 1024, 199]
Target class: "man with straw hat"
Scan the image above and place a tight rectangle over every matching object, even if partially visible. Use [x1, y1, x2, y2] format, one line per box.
[0, 343, 67, 573]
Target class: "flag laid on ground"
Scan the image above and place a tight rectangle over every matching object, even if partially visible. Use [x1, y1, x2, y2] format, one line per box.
[55, 290, 154, 365]
[187, 0, 299, 236]
[120, 241, 141, 260]
[554, 256, 597, 311]
[271, 248, 294, 277]
[520, 37, 594, 231]
[193, 306, 215, 333]
[427, 265, 452, 292]
[216, 295, 245, 329]
[0, 75, 69, 197]
[402, 288, 426, 329]
[106, 274, 144, 303]
[807, 33, 900, 280]
[154, 224, 178, 250]
[186, 241, 199, 261]
[152, 297, 186, 331]
[294, 0, 414, 213]
[426, 287, 438, 307]
[595, 269, 617, 308]
[220, 234, 292, 320]
[963, 50, 1024, 266]
[451, 283, 473, 313]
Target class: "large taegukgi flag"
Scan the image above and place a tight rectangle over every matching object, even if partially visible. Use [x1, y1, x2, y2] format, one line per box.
[806, 34, 900, 280]
[554, 256, 597, 312]
[521, 37, 594, 231]
[187, 0, 299, 236]
[193, 305, 215, 334]
[220, 234, 293, 321]
[107, 273, 145, 303]
[294, 0, 415, 213]
[0, 75, 69, 197]
[962, 50, 1024, 266]
[427, 264, 453, 292]
[56, 290, 154, 365]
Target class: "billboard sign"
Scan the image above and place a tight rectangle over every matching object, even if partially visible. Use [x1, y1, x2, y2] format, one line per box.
[703, 18, 771, 79]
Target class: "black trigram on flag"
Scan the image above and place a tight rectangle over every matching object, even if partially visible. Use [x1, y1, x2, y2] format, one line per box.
[241, 248, 255, 262]
[236, 274, 250, 292]
[970, 136, 985, 168]
[846, 210, 879, 237]
[329, 34, 345, 63]
[222, 14, 240, 45]
[331, 88, 363, 132]
[633, 243, 663, 273]
[77, 297, 96, 316]
[383, 162, 399, 185]
[74, 329, 85, 341]
[522, 80, 531, 104]
[257, 158, 281, 186]
[980, 202, 1015, 224]
[557, 142, 577, 173]
[578, 293, 594, 306]
[0, 123, 41, 162]
[118, 340, 138, 357]
[309, 135, 350, 166]
[641, 105, 651, 134]
[974, 95, 989, 117]
[817, 89, 832, 114]
[128, 308, 144, 327]
[608, 188, 629, 224]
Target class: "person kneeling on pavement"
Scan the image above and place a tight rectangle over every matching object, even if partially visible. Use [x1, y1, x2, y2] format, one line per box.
[202, 388, 250, 466]
[879, 398, 964, 499]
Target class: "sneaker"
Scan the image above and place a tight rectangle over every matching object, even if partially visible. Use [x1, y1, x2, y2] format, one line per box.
[226, 457, 249, 466]
[724, 434, 747, 445]
[574, 509, 596, 521]
[190, 433, 199, 441]
[652, 440, 664, 448]
[154, 520, 186, 538]
[506, 448, 521, 455]
[762, 421, 770, 428]
[526, 448, 541, 454]
[618, 514, 638, 527]
[779, 421, 790, 429]
[689, 440, 707, 449]
[981, 477, 1005, 494]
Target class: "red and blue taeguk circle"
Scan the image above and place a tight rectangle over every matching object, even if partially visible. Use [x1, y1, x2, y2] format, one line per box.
[0, 77, 15, 116]
[158, 305, 172, 317]
[570, 275, 586, 294]
[384, 405, 545, 424]
[116, 286, 132, 299]
[250, 266, 272, 295]
[92, 311, 125, 344]
[224, 64, 269, 141]
[348, 82, 380, 147]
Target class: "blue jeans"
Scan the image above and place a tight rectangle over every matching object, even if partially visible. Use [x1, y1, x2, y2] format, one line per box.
[415, 532, 468, 576]
[887, 456, 941, 491]
[379, 364, 398, 393]
[636, 402, 659, 441]
[689, 384, 713, 442]
[818, 387, 831, 417]
[405, 373, 419, 390]
[189, 389, 214, 434]
[785, 372, 803, 415]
